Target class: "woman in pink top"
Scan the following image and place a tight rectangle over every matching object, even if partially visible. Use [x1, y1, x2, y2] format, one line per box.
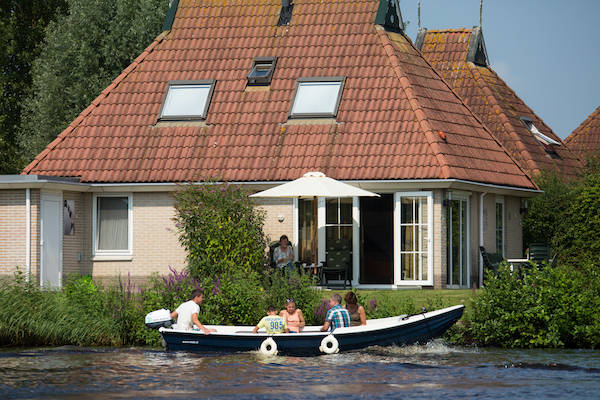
[279, 299, 305, 333]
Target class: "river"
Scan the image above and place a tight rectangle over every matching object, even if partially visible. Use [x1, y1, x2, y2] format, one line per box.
[1, 341, 599, 399]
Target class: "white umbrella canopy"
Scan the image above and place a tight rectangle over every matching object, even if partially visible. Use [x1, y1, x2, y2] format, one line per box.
[251, 172, 379, 274]
[249, 171, 379, 199]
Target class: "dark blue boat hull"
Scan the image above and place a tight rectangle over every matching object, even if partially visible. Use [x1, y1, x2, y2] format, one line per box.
[160, 305, 464, 356]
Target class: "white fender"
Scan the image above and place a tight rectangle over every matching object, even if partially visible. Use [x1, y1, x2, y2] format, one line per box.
[319, 335, 339, 354]
[259, 337, 278, 356]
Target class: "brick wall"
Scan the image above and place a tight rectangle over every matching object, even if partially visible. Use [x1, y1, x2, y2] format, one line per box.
[0, 189, 40, 281]
[254, 198, 294, 245]
[432, 189, 446, 289]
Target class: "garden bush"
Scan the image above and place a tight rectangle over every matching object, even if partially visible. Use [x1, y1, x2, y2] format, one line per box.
[173, 181, 267, 279]
[460, 261, 600, 348]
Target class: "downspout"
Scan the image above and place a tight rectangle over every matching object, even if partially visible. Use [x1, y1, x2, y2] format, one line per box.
[26, 188, 31, 283]
[479, 192, 486, 288]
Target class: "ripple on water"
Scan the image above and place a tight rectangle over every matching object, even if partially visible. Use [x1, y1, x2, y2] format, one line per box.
[1, 344, 599, 399]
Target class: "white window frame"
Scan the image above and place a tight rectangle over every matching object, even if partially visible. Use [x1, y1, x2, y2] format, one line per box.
[158, 80, 216, 121]
[92, 193, 133, 259]
[289, 77, 345, 118]
[394, 191, 433, 286]
[495, 196, 505, 257]
[520, 117, 560, 146]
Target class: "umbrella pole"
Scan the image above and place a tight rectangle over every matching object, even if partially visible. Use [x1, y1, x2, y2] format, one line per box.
[313, 196, 318, 275]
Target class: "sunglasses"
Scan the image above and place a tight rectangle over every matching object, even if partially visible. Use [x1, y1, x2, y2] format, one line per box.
[286, 298, 295, 303]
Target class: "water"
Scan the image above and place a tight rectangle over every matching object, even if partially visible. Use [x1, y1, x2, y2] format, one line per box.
[1, 341, 599, 399]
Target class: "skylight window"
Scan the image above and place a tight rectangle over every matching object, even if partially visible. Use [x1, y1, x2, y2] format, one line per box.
[247, 57, 277, 86]
[159, 80, 216, 120]
[520, 117, 560, 146]
[290, 77, 345, 118]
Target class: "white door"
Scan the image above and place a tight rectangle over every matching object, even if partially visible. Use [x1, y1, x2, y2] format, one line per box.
[41, 192, 62, 289]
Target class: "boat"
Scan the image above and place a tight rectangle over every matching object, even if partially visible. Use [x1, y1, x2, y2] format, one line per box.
[151, 304, 464, 356]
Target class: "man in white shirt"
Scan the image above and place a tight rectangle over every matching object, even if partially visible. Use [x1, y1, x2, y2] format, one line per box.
[170, 289, 216, 334]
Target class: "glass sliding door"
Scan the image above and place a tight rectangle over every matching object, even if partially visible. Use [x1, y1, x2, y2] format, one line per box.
[495, 197, 504, 256]
[297, 199, 315, 264]
[394, 192, 433, 285]
[325, 198, 353, 279]
[446, 193, 469, 287]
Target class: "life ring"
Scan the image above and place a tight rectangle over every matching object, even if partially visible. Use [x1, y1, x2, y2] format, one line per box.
[259, 337, 278, 356]
[319, 335, 339, 354]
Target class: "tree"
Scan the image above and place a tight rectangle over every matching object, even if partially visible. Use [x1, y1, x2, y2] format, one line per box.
[173, 182, 268, 279]
[0, 0, 67, 173]
[18, 0, 169, 163]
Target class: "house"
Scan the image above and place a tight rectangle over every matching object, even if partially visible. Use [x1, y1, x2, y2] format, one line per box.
[416, 27, 583, 179]
[0, 0, 539, 290]
[565, 106, 600, 161]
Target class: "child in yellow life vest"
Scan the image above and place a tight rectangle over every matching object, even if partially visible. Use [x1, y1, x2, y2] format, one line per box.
[253, 305, 289, 334]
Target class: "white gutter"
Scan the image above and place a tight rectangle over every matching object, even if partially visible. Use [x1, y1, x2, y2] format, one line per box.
[26, 188, 31, 283]
[479, 192, 486, 288]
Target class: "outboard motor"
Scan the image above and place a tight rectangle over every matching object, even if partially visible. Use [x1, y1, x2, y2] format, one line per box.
[145, 309, 173, 329]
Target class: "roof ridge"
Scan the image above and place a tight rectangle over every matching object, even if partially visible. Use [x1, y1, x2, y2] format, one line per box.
[22, 30, 170, 175]
[415, 29, 538, 188]
[565, 105, 600, 144]
[423, 28, 473, 33]
[375, 26, 450, 178]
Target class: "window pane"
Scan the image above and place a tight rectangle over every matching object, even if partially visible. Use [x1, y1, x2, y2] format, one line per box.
[97, 197, 128, 251]
[401, 225, 414, 251]
[402, 253, 414, 280]
[401, 197, 414, 223]
[340, 198, 352, 224]
[298, 199, 314, 263]
[291, 81, 342, 115]
[161, 84, 211, 117]
[326, 198, 338, 224]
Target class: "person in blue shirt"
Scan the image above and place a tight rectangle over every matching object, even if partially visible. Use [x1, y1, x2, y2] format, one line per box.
[320, 293, 351, 331]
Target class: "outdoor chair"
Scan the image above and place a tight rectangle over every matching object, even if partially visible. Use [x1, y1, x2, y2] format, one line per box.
[479, 246, 504, 278]
[528, 243, 551, 265]
[322, 238, 352, 289]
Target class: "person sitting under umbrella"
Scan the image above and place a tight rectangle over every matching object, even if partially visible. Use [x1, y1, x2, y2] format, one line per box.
[273, 234, 294, 274]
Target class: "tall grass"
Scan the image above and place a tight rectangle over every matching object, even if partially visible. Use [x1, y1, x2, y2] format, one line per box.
[0, 272, 120, 346]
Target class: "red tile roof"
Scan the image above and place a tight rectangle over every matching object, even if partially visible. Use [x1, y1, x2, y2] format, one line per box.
[418, 28, 582, 179]
[23, 0, 535, 189]
[565, 106, 600, 160]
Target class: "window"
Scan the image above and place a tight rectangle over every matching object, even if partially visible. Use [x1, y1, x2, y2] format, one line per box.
[159, 80, 215, 120]
[92, 194, 133, 257]
[495, 197, 504, 256]
[520, 117, 560, 146]
[247, 57, 277, 86]
[446, 192, 469, 287]
[394, 192, 433, 285]
[290, 77, 345, 118]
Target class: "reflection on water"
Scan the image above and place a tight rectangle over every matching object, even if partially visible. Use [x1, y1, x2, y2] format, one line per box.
[1, 341, 599, 399]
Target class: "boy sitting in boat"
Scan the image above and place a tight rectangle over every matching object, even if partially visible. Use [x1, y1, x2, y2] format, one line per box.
[170, 289, 216, 334]
[253, 306, 289, 334]
[320, 293, 351, 332]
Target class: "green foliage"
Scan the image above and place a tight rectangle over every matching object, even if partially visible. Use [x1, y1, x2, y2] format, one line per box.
[460, 261, 600, 348]
[0, 270, 120, 346]
[173, 181, 268, 279]
[261, 269, 322, 325]
[17, 0, 168, 161]
[523, 171, 574, 246]
[0, 0, 67, 172]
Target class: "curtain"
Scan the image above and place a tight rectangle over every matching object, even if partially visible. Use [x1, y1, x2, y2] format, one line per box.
[97, 197, 128, 251]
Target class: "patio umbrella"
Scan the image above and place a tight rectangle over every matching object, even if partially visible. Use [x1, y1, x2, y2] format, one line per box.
[250, 171, 379, 272]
